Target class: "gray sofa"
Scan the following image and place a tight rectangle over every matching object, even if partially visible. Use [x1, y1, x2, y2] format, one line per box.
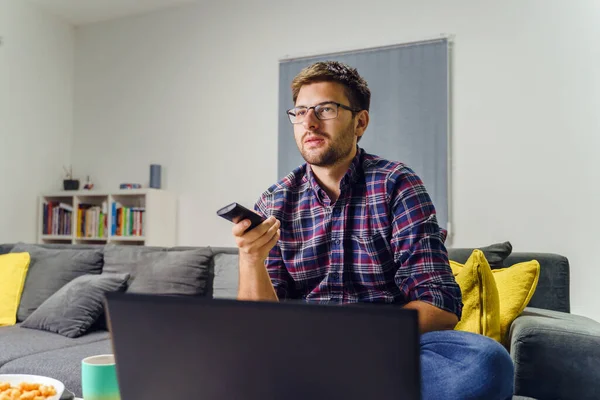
[0, 243, 240, 398]
[0, 243, 599, 400]
[449, 249, 600, 400]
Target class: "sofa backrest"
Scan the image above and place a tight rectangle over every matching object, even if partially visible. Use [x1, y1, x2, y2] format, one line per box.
[210, 247, 571, 313]
[504, 252, 569, 313]
[1, 243, 103, 253]
[2, 243, 213, 300]
[448, 249, 570, 313]
[2, 244, 570, 314]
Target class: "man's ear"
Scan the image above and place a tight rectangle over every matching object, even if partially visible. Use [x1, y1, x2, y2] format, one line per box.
[354, 110, 370, 138]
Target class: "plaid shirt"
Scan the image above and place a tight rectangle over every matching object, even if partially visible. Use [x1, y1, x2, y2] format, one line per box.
[254, 147, 462, 319]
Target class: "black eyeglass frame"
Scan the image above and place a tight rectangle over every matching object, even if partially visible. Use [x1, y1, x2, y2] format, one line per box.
[286, 101, 361, 124]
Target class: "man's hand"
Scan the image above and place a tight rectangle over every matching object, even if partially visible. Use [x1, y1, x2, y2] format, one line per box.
[403, 301, 459, 334]
[233, 215, 280, 264]
[234, 215, 281, 302]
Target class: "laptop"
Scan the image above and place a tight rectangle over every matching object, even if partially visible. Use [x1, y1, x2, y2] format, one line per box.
[104, 292, 421, 400]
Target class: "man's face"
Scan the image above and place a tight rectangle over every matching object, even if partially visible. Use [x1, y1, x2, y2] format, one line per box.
[293, 82, 360, 167]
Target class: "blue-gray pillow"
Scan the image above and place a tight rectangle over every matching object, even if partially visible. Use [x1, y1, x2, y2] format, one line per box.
[11, 243, 104, 321]
[21, 273, 129, 338]
[212, 253, 239, 299]
[103, 244, 211, 295]
[447, 241, 513, 269]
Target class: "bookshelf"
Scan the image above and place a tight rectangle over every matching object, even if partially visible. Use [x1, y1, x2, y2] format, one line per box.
[38, 189, 177, 246]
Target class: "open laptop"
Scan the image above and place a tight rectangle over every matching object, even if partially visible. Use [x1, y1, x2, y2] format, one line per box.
[104, 292, 421, 400]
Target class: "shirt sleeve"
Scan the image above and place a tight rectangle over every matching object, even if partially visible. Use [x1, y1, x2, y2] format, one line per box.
[254, 193, 295, 300]
[388, 166, 463, 320]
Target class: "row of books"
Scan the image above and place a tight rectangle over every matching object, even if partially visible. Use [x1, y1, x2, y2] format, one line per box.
[42, 201, 146, 238]
[77, 203, 108, 238]
[112, 202, 145, 237]
[42, 202, 72, 236]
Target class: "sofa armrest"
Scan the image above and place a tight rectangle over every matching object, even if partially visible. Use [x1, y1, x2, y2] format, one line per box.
[509, 307, 600, 400]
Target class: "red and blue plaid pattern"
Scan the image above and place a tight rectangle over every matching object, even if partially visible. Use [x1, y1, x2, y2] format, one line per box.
[254, 147, 462, 319]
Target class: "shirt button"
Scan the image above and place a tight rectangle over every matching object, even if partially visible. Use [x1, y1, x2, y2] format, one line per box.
[334, 239, 341, 245]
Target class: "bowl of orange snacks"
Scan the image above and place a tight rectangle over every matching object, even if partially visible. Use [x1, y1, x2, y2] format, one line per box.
[0, 374, 64, 400]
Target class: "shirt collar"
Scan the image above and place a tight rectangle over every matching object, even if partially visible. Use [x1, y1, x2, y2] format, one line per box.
[304, 146, 364, 194]
[341, 146, 364, 189]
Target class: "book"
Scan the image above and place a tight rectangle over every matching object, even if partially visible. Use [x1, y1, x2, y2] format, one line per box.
[42, 201, 73, 236]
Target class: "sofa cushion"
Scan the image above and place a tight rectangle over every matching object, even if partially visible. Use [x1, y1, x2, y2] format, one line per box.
[451, 250, 541, 344]
[0, 324, 109, 367]
[103, 244, 211, 295]
[0, 244, 14, 256]
[492, 260, 540, 341]
[450, 250, 501, 342]
[448, 241, 513, 269]
[21, 273, 130, 338]
[510, 307, 600, 400]
[11, 243, 103, 321]
[504, 253, 570, 313]
[212, 253, 239, 299]
[0, 253, 31, 326]
[0, 339, 112, 398]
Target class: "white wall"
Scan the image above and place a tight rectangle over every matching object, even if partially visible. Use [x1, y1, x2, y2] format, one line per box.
[0, 0, 74, 243]
[0, 3, 8, 195]
[73, 0, 600, 321]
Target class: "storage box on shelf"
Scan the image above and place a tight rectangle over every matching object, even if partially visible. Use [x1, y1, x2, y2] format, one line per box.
[38, 189, 177, 247]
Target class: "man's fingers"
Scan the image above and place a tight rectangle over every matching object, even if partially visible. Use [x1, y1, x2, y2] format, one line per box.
[236, 220, 281, 253]
[265, 229, 281, 250]
[251, 219, 280, 249]
[231, 219, 252, 236]
[255, 228, 280, 256]
[232, 216, 274, 237]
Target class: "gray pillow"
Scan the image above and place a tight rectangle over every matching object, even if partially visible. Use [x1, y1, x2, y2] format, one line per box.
[0, 243, 14, 255]
[212, 253, 239, 299]
[21, 273, 129, 338]
[447, 241, 513, 269]
[11, 243, 104, 321]
[103, 244, 211, 295]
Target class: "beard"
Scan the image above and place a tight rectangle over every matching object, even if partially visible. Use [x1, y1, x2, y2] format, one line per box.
[298, 121, 356, 167]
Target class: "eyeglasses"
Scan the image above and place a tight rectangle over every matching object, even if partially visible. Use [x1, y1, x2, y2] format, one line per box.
[286, 101, 359, 124]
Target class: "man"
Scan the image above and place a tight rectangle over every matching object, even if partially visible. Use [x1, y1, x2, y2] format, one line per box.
[231, 61, 514, 400]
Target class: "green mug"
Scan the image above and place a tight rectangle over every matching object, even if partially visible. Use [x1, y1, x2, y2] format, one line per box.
[81, 354, 121, 400]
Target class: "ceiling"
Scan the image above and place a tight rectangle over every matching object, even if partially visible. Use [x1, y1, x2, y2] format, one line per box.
[26, 0, 197, 26]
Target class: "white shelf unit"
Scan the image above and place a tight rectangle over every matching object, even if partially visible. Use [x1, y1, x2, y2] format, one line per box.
[38, 189, 177, 246]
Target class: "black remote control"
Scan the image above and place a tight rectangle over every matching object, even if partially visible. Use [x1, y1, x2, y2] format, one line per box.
[216, 202, 266, 232]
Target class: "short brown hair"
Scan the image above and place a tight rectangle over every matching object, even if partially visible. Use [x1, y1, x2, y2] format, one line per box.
[291, 61, 371, 112]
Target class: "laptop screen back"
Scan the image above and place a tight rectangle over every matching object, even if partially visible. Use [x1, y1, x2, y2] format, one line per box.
[105, 293, 421, 400]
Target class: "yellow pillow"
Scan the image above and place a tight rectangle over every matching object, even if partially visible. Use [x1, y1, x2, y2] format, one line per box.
[0, 252, 31, 326]
[450, 250, 541, 343]
[493, 260, 540, 340]
[450, 250, 501, 342]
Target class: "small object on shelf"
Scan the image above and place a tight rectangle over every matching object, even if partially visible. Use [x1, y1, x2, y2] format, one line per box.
[62, 165, 79, 190]
[63, 179, 79, 191]
[119, 183, 142, 189]
[150, 164, 162, 189]
[83, 175, 94, 190]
